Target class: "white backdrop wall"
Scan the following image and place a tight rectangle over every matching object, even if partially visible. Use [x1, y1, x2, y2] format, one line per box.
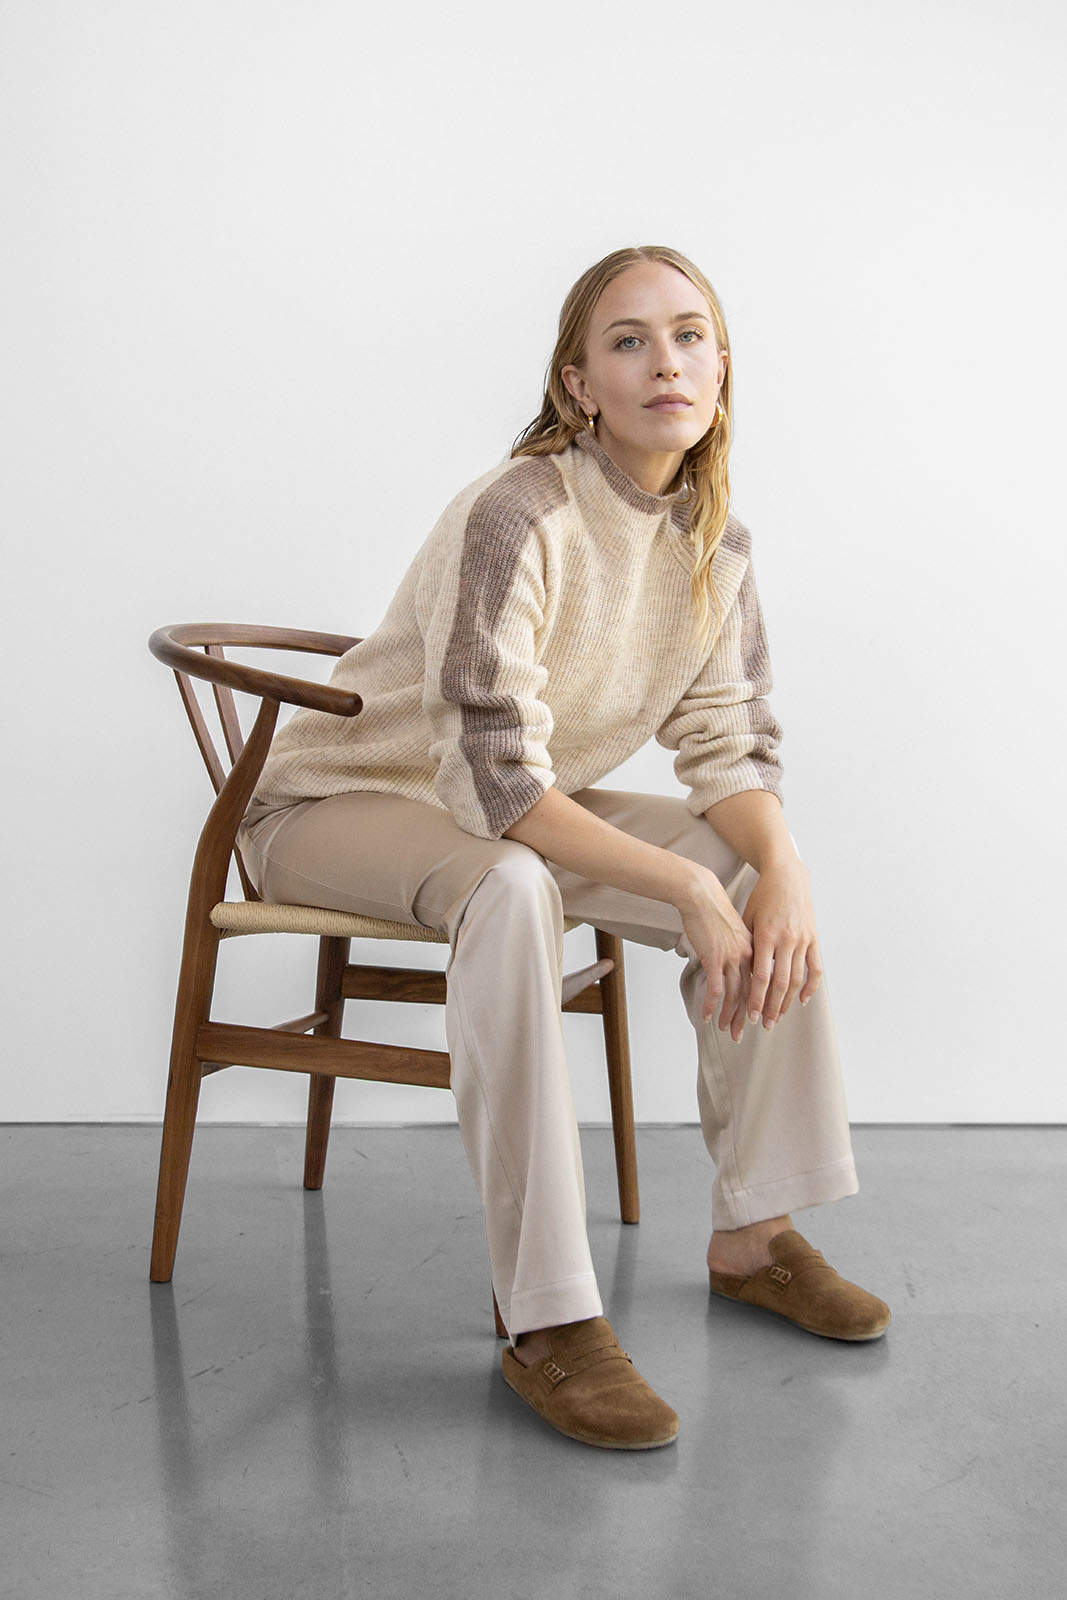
[3, 0, 1064, 1124]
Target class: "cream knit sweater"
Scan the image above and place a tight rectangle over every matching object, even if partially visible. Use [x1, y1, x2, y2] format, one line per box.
[247, 429, 784, 841]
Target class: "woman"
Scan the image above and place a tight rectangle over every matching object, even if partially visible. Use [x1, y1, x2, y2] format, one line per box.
[237, 244, 890, 1451]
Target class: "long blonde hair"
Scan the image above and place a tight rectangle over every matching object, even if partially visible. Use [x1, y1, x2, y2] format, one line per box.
[512, 244, 733, 657]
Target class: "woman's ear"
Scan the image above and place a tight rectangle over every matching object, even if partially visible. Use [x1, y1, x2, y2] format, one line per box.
[561, 363, 591, 409]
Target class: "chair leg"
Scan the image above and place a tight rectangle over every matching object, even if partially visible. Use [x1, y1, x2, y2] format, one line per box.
[150, 922, 221, 1282]
[304, 935, 350, 1191]
[594, 928, 640, 1224]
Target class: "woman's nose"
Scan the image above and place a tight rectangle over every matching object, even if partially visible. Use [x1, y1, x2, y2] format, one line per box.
[651, 344, 681, 377]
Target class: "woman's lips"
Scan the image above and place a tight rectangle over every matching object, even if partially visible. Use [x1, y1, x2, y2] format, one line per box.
[646, 400, 691, 411]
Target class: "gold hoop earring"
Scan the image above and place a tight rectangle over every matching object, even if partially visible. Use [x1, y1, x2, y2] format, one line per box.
[581, 410, 597, 434]
[710, 400, 727, 429]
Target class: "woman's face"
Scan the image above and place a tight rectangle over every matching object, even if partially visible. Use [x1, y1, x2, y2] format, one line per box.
[561, 261, 727, 496]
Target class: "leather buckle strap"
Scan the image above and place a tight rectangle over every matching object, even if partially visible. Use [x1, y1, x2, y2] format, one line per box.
[535, 1341, 632, 1398]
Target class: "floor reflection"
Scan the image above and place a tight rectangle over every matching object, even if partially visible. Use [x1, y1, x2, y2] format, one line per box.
[148, 1191, 358, 1596]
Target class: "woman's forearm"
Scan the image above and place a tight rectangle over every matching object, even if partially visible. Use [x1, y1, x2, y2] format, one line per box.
[702, 788, 799, 873]
[502, 783, 706, 910]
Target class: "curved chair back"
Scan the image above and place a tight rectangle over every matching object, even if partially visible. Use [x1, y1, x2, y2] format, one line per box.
[149, 623, 362, 901]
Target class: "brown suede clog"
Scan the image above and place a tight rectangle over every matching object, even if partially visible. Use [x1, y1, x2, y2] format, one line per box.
[502, 1316, 680, 1449]
[708, 1229, 891, 1341]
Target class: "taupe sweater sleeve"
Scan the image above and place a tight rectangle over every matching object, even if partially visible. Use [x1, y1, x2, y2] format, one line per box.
[417, 479, 557, 839]
[655, 555, 784, 815]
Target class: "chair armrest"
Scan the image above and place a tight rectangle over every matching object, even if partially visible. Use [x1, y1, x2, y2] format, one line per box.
[149, 624, 363, 717]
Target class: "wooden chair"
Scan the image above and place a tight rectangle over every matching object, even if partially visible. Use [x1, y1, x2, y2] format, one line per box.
[148, 624, 640, 1333]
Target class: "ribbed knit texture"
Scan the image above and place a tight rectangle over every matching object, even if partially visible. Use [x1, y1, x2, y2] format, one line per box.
[249, 429, 784, 840]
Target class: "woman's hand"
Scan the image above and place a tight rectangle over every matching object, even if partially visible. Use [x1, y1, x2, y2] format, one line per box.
[741, 859, 823, 1028]
[676, 869, 755, 1043]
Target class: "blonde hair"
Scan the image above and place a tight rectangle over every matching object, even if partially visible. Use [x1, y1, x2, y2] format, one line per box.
[512, 244, 733, 658]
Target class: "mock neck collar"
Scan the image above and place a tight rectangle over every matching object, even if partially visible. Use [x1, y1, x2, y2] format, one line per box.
[572, 427, 692, 515]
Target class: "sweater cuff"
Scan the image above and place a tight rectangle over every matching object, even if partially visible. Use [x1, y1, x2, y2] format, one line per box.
[686, 765, 783, 818]
[446, 769, 557, 841]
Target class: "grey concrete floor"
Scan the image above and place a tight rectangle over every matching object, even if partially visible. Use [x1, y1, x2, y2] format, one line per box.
[3, 1124, 1064, 1600]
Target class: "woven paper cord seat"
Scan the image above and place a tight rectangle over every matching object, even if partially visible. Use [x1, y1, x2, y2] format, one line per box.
[211, 899, 584, 942]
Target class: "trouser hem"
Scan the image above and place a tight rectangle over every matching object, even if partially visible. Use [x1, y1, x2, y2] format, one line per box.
[712, 1154, 860, 1230]
[502, 1272, 603, 1343]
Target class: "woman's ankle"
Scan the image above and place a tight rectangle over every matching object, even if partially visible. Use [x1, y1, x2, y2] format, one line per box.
[513, 1319, 586, 1368]
[707, 1215, 792, 1275]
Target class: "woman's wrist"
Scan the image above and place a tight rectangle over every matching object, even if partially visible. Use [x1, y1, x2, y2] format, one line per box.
[703, 790, 798, 876]
[755, 844, 805, 876]
[672, 859, 729, 915]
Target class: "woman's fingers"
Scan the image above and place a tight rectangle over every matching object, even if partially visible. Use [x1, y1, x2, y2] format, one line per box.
[717, 960, 750, 1042]
[761, 944, 796, 1025]
[704, 963, 752, 1041]
[702, 961, 724, 1022]
[798, 939, 823, 1007]
[776, 946, 809, 1021]
[707, 937, 822, 1037]
[746, 935, 775, 1024]
[757, 938, 820, 1024]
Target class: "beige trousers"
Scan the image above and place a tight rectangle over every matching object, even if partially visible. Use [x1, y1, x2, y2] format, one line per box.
[237, 787, 858, 1337]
